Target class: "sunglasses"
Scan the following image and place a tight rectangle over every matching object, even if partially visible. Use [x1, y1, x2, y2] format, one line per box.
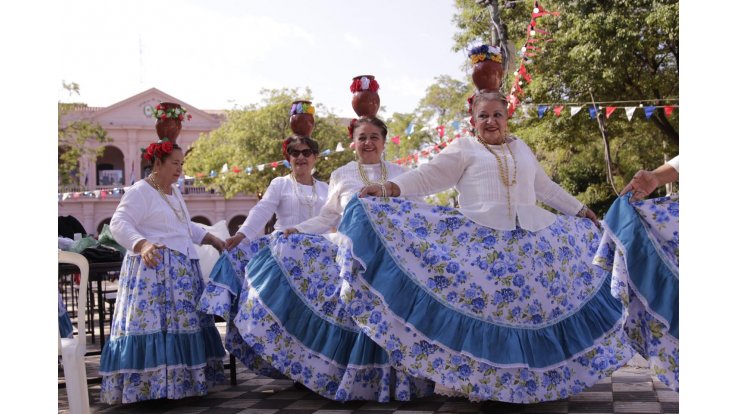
[288, 149, 315, 158]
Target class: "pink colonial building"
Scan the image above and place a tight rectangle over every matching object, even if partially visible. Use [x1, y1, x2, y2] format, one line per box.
[58, 87, 258, 237]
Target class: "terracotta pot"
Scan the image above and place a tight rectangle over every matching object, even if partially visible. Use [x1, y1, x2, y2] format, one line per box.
[351, 75, 380, 117]
[289, 100, 315, 137]
[471, 60, 504, 92]
[155, 102, 183, 144]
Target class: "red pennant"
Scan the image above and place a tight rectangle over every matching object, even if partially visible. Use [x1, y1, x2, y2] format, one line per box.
[100, 191, 107, 200]
[605, 107, 617, 119]
[196, 172, 205, 178]
[270, 162, 279, 168]
[553, 105, 564, 116]
[232, 166, 242, 173]
[664, 105, 675, 118]
[518, 65, 532, 83]
[390, 135, 401, 145]
[435, 125, 445, 138]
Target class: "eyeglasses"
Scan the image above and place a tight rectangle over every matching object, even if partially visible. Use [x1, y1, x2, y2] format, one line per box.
[288, 149, 315, 158]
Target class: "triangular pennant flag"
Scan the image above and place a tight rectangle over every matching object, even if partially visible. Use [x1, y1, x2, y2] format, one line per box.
[605, 106, 617, 119]
[257, 164, 265, 172]
[221, 163, 229, 173]
[435, 125, 445, 138]
[588, 105, 599, 120]
[553, 105, 563, 117]
[283, 160, 291, 169]
[451, 120, 460, 131]
[570, 106, 582, 117]
[209, 169, 216, 177]
[246, 167, 253, 174]
[625, 107, 636, 121]
[664, 105, 675, 118]
[335, 142, 345, 152]
[644, 106, 656, 119]
[232, 166, 242, 173]
[270, 161, 279, 168]
[537, 105, 549, 119]
[391, 135, 401, 145]
[405, 122, 415, 135]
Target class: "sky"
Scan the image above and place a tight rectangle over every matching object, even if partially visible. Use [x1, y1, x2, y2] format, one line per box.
[59, 0, 473, 118]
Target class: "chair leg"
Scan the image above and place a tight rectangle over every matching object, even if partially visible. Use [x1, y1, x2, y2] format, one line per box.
[61, 354, 91, 414]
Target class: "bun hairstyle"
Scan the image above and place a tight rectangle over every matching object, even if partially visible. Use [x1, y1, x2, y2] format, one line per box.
[347, 117, 388, 140]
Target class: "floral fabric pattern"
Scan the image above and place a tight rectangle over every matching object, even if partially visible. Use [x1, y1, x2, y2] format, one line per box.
[100, 249, 226, 404]
[594, 195, 679, 391]
[197, 237, 284, 377]
[231, 232, 434, 401]
[338, 197, 635, 403]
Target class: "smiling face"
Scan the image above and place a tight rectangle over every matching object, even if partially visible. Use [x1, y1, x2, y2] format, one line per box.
[288, 143, 317, 176]
[153, 148, 184, 186]
[473, 99, 509, 145]
[353, 123, 386, 164]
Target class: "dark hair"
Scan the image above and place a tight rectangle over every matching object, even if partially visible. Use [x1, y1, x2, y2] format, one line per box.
[350, 117, 388, 141]
[283, 135, 319, 159]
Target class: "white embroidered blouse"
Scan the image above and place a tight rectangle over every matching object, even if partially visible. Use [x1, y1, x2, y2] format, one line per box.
[391, 136, 584, 232]
[237, 175, 329, 240]
[110, 180, 206, 258]
[296, 161, 410, 235]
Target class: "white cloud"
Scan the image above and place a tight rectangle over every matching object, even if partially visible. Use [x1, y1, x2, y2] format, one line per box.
[343, 32, 362, 49]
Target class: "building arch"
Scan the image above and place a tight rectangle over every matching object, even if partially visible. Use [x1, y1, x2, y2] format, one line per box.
[227, 215, 247, 236]
[96, 145, 126, 186]
[191, 215, 212, 226]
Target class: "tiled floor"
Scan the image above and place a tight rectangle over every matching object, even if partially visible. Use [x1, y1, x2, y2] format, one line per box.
[58, 323, 678, 414]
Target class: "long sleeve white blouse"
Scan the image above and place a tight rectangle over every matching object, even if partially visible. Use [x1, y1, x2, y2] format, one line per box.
[110, 180, 207, 259]
[237, 175, 328, 240]
[391, 136, 583, 231]
[296, 161, 411, 235]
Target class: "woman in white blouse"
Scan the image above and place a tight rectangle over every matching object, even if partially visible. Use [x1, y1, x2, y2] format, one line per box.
[338, 92, 637, 403]
[100, 140, 227, 405]
[223, 136, 328, 249]
[225, 117, 434, 402]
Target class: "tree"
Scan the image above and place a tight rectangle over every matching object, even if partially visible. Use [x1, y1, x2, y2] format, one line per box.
[450, 0, 679, 212]
[58, 81, 110, 187]
[184, 88, 352, 199]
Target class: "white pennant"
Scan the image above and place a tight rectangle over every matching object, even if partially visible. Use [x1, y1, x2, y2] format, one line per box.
[335, 142, 345, 152]
[256, 164, 265, 172]
[221, 163, 229, 173]
[625, 107, 636, 121]
[570, 106, 582, 117]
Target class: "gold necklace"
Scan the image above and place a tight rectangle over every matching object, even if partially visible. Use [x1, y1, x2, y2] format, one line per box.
[290, 172, 317, 216]
[147, 175, 191, 236]
[477, 137, 518, 219]
[357, 160, 388, 185]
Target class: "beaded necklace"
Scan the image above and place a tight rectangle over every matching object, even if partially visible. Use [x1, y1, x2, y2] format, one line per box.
[290, 172, 317, 216]
[147, 175, 192, 237]
[357, 161, 388, 186]
[477, 137, 518, 219]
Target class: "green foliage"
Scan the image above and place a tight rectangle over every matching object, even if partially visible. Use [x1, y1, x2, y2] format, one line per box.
[58, 81, 110, 187]
[184, 88, 353, 199]
[445, 0, 678, 214]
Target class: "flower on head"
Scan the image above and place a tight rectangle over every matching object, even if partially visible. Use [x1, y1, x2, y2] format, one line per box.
[350, 76, 380, 93]
[468, 44, 503, 64]
[140, 138, 174, 162]
[347, 118, 358, 139]
[290, 102, 315, 116]
[152, 103, 191, 122]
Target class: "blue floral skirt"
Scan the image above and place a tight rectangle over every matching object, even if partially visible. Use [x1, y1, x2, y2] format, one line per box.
[219, 232, 434, 401]
[594, 194, 678, 391]
[58, 292, 73, 339]
[198, 237, 286, 378]
[337, 196, 635, 403]
[99, 248, 226, 404]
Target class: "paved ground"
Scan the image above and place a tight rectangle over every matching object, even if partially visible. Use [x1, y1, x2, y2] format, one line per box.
[58, 323, 678, 414]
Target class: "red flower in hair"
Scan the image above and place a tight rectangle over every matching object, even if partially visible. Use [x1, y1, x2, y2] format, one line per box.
[347, 118, 358, 139]
[282, 138, 290, 160]
[161, 140, 174, 153]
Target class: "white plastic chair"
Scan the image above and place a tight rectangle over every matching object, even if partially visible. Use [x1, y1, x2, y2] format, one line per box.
[58, 251, 91, 414]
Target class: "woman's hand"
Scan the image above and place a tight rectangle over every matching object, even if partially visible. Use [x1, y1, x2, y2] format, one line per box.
[359, 181, 400, 198]
[283, 228, 299, 237]
[224, 232, 246, 251]
[138, 240, 165, 268]
[621, 170, 659, 201]
[584, 207, 600, 228]
[203, 233, 225, 253]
